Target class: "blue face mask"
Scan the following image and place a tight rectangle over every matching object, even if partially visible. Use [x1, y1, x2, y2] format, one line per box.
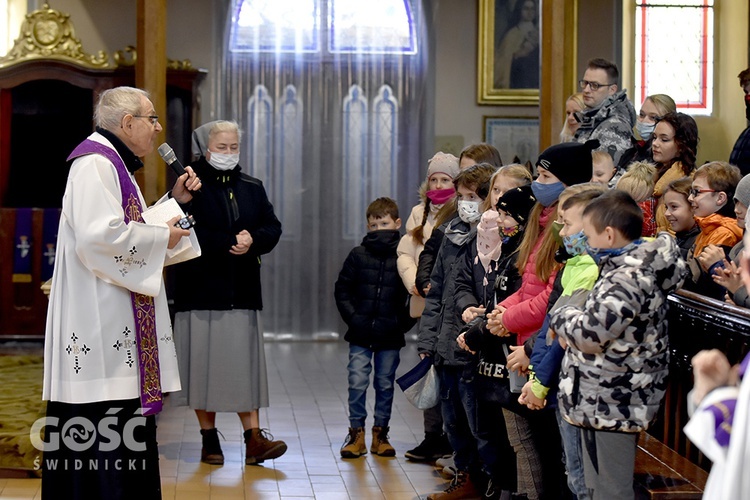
[531, 180, 565, 207]
[563, 230, 587, 256]
[586, 239, 643, 265]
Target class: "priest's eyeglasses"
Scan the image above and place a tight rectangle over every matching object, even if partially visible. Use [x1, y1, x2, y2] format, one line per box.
[133, 115, 159, 125]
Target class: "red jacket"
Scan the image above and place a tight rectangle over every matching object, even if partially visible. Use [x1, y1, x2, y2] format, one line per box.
[499, 205, 559, 345]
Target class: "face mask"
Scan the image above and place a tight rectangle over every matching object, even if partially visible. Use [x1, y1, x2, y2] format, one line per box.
[550, 220, 564, 244]
[563, 230, 587, 256]
[745, 94, 750, 122]
[531, 180, 565, 207]
[636, 120, 656, 141]
[585, 240, 642, 265]
[457, 200, 482, 223]
[500, 224, 520, 244]
[208, 151, 240, 171]
[426, 187, 455, 205]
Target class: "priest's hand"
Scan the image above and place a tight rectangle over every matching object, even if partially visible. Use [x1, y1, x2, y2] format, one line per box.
[167, 216, 190, 249]
[172, 166, 202, 203]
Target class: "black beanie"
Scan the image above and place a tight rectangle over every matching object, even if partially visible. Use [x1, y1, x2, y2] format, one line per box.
[496, 184, 537, 225]
[536, 139, 600, 187]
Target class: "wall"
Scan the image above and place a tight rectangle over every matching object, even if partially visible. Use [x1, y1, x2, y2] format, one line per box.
[433, 0, 538, 151]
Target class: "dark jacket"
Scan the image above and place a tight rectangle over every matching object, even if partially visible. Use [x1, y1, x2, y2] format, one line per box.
[675, 225, 701, 260]
[334, 229, 414, 351]
[415, 217, 450, 296]
[453, 234, 499, 315]
[171, 157, 281, 312]
[417, 218, 475, 365]
[730, 126, 750, 177]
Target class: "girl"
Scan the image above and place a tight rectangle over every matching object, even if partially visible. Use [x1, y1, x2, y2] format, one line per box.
[618, 94, 677, 169]
[664, 177, 699, 259]
[651, 112, 699, 233]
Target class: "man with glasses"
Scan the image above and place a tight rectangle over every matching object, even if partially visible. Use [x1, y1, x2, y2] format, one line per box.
[574, 58, 636, 166]
[42, 86, 202, 500]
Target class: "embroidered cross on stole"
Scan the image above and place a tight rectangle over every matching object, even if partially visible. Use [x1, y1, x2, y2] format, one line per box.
[68, 140, 163, 416]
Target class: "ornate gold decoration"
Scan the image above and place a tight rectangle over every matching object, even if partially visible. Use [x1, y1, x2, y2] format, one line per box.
[114, 45, 194, 71]
[0, 3, 109, 69]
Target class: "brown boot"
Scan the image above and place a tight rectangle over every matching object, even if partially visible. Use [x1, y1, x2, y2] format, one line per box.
[370, 426, 396, 457]
[427, 471, 481, 500]
[200, 428, 224, 465]
[340, 427, 367, 458]
[243, 428, 287, 465]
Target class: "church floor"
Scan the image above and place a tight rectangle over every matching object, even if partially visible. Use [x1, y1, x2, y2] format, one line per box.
[0, 341, 449, 499]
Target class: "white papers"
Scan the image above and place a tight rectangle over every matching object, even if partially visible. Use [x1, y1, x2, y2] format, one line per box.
[141, 198, 201, 266]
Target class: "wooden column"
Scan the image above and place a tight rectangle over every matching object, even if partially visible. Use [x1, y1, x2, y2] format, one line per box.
[540, 0, 578, 151]
[136, 0, 167, 204]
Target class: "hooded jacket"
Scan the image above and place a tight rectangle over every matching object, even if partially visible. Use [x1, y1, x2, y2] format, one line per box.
[574, 89, 637, 166]
[417, 218, 476, 365]
[551, 233, 688, 432]
[335, 229, 414, 351]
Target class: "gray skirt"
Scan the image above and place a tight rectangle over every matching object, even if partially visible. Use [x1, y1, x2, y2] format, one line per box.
[171, 309, 269, 412]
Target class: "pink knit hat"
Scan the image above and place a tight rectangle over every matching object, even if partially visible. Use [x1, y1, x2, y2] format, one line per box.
[427, 152, 460, 180]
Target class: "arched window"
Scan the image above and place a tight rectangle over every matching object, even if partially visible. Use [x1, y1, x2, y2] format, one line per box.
[219, 0, 430, 337]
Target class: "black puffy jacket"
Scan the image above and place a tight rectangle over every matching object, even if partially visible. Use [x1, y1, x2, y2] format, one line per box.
[335, 230, 415, 351]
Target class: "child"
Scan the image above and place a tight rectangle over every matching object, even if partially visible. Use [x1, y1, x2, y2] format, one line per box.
[418, 164, 495, 499]
[550, 190, 688, 500]
[685, 161, 743, 299]
[335, 197, 415, 458]
[591, 151, 617, 187]
[459, 143, 503, 170]
[520, 184, 606, 500]
[457, 184, 537, 498]
[398, 152, 459, 462]
[616, 161, 658, 236]
[663, 177, 699, 258]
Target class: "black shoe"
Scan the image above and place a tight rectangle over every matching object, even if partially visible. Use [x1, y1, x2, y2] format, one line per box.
[200, 428, 224, 465]
[404, 432, 452, 461]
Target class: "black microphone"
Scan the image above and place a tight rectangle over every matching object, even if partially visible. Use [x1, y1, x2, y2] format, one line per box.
[158, 143, 186, 176]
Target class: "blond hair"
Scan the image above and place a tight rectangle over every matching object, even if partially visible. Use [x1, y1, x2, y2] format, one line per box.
[616, 162, 657, 203]
[559, 93, 585, 143]
[209, 120, 242, 142]
[481, 164, 532, 212]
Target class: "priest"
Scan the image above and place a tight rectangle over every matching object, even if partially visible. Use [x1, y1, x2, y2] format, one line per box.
[41, 86, 201, 500]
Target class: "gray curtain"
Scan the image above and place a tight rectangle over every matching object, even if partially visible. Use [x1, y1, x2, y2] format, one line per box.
[209, 0, 435, 338]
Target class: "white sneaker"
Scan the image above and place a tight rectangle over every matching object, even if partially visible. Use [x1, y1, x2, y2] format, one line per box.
[435, 454, 456, 478]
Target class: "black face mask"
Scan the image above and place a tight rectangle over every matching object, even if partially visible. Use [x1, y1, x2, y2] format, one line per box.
[745, 94, 750, 122]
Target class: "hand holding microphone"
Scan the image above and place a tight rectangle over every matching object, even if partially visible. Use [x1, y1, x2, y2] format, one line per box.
[158, 143, 201, 202]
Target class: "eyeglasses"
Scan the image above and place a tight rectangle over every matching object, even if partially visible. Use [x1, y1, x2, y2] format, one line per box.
[132, 115, 159, 125]
[689, 188, 717, 197]
[579, 80, 615, 91]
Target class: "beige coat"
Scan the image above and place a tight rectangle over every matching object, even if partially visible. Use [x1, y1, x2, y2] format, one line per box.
[397, 202, 439, 317]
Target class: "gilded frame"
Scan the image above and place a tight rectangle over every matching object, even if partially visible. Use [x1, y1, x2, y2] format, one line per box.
[477, 0, 540, 106]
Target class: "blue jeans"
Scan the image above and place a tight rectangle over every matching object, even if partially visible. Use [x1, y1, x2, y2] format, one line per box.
[347, 345, 400, 428]
[556, 407, 589, 500]
[438, 365, 478, 472]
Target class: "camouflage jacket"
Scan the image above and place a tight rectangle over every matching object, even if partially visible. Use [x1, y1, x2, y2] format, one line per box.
[551, 233, 687, 432]
[574, 89, 636, 166]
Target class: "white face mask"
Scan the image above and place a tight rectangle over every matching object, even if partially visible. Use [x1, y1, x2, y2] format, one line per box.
[457, 200, 482, 223]
[207, 151, 240, 171]
[636, 120, 656, 141]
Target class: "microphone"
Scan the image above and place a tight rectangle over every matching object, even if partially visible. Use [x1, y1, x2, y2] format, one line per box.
[158, 143, 186, 176]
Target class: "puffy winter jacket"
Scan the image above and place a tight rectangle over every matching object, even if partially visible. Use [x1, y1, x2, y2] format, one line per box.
[335, 229, 414, 351]
[551, 234, 688, 432]
[574, 89, 636, 166]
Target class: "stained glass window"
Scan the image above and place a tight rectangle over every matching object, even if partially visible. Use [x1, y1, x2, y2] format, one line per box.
[634, 0, 714, 114]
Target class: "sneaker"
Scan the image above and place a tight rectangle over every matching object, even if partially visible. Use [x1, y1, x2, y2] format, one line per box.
[200, 428, 224, 465]
[243, 428, 287, 465]
[427, 471, 481, 500]
[437, 454, 457, 478]
[340, 427, 367, 458]
[370, 426, 396, 457]
[405, 432, 452, 461]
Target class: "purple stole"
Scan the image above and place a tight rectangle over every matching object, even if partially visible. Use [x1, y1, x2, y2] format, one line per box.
[67, 139, 163, 416]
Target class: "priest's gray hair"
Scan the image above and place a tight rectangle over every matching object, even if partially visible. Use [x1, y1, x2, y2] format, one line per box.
[95, 87, 150, 131]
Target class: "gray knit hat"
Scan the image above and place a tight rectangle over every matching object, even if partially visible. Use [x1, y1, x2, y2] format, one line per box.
[735, 173, 750, 208]
[427, 152, 460, 180]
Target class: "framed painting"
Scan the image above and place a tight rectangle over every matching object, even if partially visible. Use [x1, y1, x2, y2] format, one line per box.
[477, 0, 540, 105]
[483, 117, 539, 168]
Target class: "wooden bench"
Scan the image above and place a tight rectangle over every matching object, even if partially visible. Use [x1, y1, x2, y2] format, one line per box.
[634, 433, 708, 499]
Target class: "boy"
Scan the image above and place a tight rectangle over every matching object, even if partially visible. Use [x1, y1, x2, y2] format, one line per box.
[550, 190, 688, 500]
[686, 161, 743, 299]
[335, 197, 414, 458]
[590, 150, 617, 187]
